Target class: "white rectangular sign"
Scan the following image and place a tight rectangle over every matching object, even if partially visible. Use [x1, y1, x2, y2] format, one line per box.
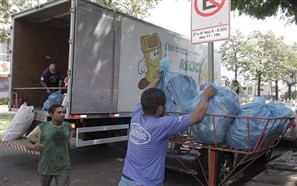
[0, 61, 10, 75]
[191, 0, 230, 44]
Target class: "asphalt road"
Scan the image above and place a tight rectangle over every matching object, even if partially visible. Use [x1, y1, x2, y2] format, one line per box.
[0, 140, 295, 186]
[0, 141, 200, 186]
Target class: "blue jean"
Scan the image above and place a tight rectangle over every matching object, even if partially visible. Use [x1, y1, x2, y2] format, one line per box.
[118, 176, 142, 186]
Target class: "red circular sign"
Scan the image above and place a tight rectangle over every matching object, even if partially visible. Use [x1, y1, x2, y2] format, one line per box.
[194, 0, 225, 17]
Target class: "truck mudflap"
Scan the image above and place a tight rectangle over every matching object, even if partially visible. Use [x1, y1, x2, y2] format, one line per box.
[0, 139, 39, 155]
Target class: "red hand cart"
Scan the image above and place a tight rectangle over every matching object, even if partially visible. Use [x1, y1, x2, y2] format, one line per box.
[168, 113, 295, 186]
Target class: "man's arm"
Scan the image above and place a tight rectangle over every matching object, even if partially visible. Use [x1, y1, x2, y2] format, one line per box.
[59, 80, 63, 87]
[27, 141, 44, 151]
[58, 71, 63, 89]
[26, 126, 44, 151]
[146, 71, 161, 89]
[40, 81, 51, 94]
[57, 80, 63, 93]
[189, 87, 216, 125]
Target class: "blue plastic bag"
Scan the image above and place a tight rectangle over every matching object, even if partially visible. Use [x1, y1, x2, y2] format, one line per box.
[190, 83, 241, 144]
[43, 92, 64, 110]
[226, 101, 292, 149]
[157, 57, 198, 112]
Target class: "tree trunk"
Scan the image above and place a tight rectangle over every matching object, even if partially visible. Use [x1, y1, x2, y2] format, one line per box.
[288, 84, 292, 100]
[257, 73, 261, 96]
[275, 80, 278, 100]
[235, 66, 238, 80]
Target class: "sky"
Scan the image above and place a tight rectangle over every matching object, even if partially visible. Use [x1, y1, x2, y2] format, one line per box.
[144, 0, 297, 48]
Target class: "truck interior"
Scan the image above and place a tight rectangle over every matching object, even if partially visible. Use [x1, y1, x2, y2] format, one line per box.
[11, 1, 71, 109]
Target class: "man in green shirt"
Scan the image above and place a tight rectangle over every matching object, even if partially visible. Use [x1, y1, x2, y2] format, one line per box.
[27, 104, 72, 186]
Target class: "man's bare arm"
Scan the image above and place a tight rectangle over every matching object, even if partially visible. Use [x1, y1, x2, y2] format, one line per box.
[189, 87, 216, 125]
[41, 81, 50, 94]
[26, 140, 44, 151]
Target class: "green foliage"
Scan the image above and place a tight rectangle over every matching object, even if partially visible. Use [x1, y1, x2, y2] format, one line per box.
[282, 43, 297, 99]
[0, 114, 13, 134]
[231, 0, 297, 24]
[285, 90, 297, 99]
[0, 97, 8, 105]
[0, 0, 161, 39]
[220, 30, 248, 80]
[0, 0, 34, 40]
[220, 31, 297, 98]
[94, 0, 160, 18]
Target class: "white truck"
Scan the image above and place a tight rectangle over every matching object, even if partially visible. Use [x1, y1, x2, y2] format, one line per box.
[7, 0, 221, 148]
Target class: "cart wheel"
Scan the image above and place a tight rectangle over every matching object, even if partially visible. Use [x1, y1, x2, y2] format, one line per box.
[261, 148, 273, 162]
[293, 139, 297, 148]
[217, 153, 233, 183]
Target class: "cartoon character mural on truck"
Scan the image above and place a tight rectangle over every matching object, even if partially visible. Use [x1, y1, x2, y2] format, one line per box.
[138, 33, 162, 89]
[137, 33, 213, 91]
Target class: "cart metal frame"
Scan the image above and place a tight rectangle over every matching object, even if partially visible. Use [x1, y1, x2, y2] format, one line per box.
[168, 113, 295, 186]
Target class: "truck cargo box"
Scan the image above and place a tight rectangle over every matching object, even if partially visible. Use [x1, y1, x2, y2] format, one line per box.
[8, 0, 221, 147]
[9, 0, 221, 117]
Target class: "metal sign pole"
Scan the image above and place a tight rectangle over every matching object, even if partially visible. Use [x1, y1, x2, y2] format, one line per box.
[208, 42, 214, 83]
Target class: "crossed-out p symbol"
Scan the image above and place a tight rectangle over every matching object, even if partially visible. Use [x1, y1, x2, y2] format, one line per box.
[194, 0, 225, 17]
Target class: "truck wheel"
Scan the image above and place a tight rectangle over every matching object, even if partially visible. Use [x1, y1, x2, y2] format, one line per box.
[216, 153, 233, 184]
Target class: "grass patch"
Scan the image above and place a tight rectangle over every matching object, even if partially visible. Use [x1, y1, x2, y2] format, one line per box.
[0, 115, 14, 134]
[0, 97, 8, 105]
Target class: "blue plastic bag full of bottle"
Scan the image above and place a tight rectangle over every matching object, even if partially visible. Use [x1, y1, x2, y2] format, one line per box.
[226, 100, 293, 149]
[190, 83, 241, 144]
[157, 57, 198, 112]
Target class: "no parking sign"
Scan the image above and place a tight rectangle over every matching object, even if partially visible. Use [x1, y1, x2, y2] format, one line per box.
[191, 0, 230, 44]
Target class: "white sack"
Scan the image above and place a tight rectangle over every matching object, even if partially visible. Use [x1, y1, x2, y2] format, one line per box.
[2, 104, 35, 141]
[62, 93, 67, 109]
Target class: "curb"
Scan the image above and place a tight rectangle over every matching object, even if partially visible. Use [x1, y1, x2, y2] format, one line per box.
[0, 105, 16, 115]
[266, 151, 297, 172]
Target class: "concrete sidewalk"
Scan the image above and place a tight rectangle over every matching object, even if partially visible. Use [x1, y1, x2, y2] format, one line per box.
[0, 105, 15, 115]
[244, 151, 297, 186]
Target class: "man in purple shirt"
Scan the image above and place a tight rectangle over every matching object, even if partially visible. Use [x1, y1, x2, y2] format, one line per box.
[41, 64, 63, 94]
[119, 71, 216, 186]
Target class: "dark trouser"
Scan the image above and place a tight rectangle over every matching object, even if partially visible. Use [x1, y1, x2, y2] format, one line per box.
[40, 171, 70, 186]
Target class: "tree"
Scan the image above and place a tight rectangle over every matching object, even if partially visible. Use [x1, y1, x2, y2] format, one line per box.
[261, 33, 287, 100]
[232, 0, 297, 24]
[94, 0, 160, 18]
[220, 30, 248, 80]
[221, 30, 297, 99]
[244, 31, 294, 97]
[0, 0, 160, 39]
[282, 43, 297, 100]
[0, 0, 36, 40]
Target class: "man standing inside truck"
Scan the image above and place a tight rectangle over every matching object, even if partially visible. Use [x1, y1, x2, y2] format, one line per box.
[41, 63, 63, 94]
[119, 71, 216, 186]
[26, 104, 72, 186]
